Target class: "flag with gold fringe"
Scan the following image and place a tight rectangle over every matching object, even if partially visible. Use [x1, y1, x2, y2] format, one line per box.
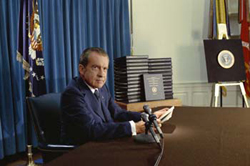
[239, 0, 250, 97]
[211, 0, 230, 39]
[17, 0, 46, 97]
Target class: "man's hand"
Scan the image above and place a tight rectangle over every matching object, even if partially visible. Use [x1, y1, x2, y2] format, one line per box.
[135, 121, 145, 134]
[156, 119, 162, 127]
[154, 107, 169, 119]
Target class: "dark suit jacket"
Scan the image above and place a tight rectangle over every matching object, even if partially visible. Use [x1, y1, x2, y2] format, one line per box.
[61, 77, 141, 145]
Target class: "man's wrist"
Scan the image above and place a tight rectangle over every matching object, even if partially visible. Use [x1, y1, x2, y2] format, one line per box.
[129, 121, 137, 136]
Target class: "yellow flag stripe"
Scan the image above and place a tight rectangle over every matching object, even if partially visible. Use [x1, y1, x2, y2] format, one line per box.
[216, 0, 226, 24]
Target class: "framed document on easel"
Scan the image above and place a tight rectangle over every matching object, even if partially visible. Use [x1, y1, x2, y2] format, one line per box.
[203, 39, 249, 107]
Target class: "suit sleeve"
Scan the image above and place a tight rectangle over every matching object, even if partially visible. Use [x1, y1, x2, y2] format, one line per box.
[61, 87, 133, 145]
[103, 85, 142, 122]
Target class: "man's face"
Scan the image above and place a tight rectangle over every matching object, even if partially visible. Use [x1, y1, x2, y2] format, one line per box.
[79, 52, 109, 89]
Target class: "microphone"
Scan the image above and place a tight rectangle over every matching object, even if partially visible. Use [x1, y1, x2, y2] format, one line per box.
[143, 105, 164, 139]
[140, 112, 149, 122]
[134, 113, 161, 148]
[143, 104, 152, 114]
[141, 113, 160, 145]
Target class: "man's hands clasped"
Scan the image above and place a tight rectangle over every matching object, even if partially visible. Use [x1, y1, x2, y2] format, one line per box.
[135, 107, 169, 134]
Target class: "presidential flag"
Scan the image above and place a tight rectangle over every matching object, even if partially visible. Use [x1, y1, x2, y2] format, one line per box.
[17, 0, 46, 97]
[239, 0, 250, 97]
[214, 0, 230, 39]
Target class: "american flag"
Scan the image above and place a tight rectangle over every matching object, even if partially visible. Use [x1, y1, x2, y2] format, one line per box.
[17, 0, 46, 97]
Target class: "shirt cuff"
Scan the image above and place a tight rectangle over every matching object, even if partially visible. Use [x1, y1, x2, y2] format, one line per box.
[129, 120, 137, 136]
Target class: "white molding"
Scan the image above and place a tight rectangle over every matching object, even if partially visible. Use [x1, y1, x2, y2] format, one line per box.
[173, 82, 248, 107]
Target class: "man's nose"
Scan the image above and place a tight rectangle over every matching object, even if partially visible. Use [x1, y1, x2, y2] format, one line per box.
[97, 69, 105, 77]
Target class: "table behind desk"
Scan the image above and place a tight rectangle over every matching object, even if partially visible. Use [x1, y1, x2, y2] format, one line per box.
[46, 107, 250, 166]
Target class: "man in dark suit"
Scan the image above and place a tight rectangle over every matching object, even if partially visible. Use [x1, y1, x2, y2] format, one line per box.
[61, 47, 168, 145]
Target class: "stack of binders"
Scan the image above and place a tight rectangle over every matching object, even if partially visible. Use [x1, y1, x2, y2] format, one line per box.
[114, 55, 148, 103]
[148, 58, 173, 99]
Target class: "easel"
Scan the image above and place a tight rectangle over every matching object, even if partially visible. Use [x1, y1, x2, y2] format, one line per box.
[207, 1, 249, 108]
[211, 81, 249, 108]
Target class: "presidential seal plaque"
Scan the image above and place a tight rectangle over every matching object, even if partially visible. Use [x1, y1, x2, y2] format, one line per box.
[143, 74, 165, 101]
[203, 39, 245, 82]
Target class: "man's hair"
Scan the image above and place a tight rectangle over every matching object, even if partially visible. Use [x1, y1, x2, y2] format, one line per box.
[79, 47, 109, 66]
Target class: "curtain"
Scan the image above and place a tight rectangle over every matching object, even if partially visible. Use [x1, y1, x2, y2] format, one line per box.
[38, 0, 131, 96]
[0, 0, 27, 159]
[0, 0, 130, 159]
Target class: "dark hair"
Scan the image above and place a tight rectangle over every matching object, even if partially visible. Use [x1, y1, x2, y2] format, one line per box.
[79, 47, 109, 66]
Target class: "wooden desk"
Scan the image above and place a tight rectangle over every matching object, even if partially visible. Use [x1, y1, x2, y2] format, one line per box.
[47, 107, 250, 166]
[116, 98, 182, 112]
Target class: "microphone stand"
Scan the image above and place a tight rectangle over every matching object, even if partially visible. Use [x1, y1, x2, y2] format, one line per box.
[134, 113, 161, 149]
[145, 120, 161, 149]
[148, 113, 164, 139]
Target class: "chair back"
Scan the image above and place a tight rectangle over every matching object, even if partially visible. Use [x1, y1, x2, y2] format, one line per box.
[27, 93, 62, 144]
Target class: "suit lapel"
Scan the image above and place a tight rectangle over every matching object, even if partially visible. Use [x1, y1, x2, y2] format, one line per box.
[77, 77, 106, 122]
[89, 92, 106, 122]
[99, 88, 112, 122]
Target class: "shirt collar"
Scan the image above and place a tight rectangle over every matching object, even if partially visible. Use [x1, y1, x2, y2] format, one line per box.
[84, 81, 98, 94]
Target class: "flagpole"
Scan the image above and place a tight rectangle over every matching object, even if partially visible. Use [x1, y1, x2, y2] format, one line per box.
[17, 0, 46, 165]
[208, 0, 214, 39]
[26, 95, 38, 166]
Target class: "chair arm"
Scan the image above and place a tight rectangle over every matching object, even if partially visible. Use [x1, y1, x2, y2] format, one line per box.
[38, 143, 76, 152]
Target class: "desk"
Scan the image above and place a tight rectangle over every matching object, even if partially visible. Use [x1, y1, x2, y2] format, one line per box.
[47, 107, 250, 166]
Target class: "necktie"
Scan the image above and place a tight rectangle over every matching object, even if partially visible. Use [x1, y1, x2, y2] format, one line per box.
[94, 90, 107, 121]
[94, 90, 100, 100]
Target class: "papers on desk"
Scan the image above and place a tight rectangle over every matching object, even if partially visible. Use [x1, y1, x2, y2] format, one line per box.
[160, 106, 174, 123]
